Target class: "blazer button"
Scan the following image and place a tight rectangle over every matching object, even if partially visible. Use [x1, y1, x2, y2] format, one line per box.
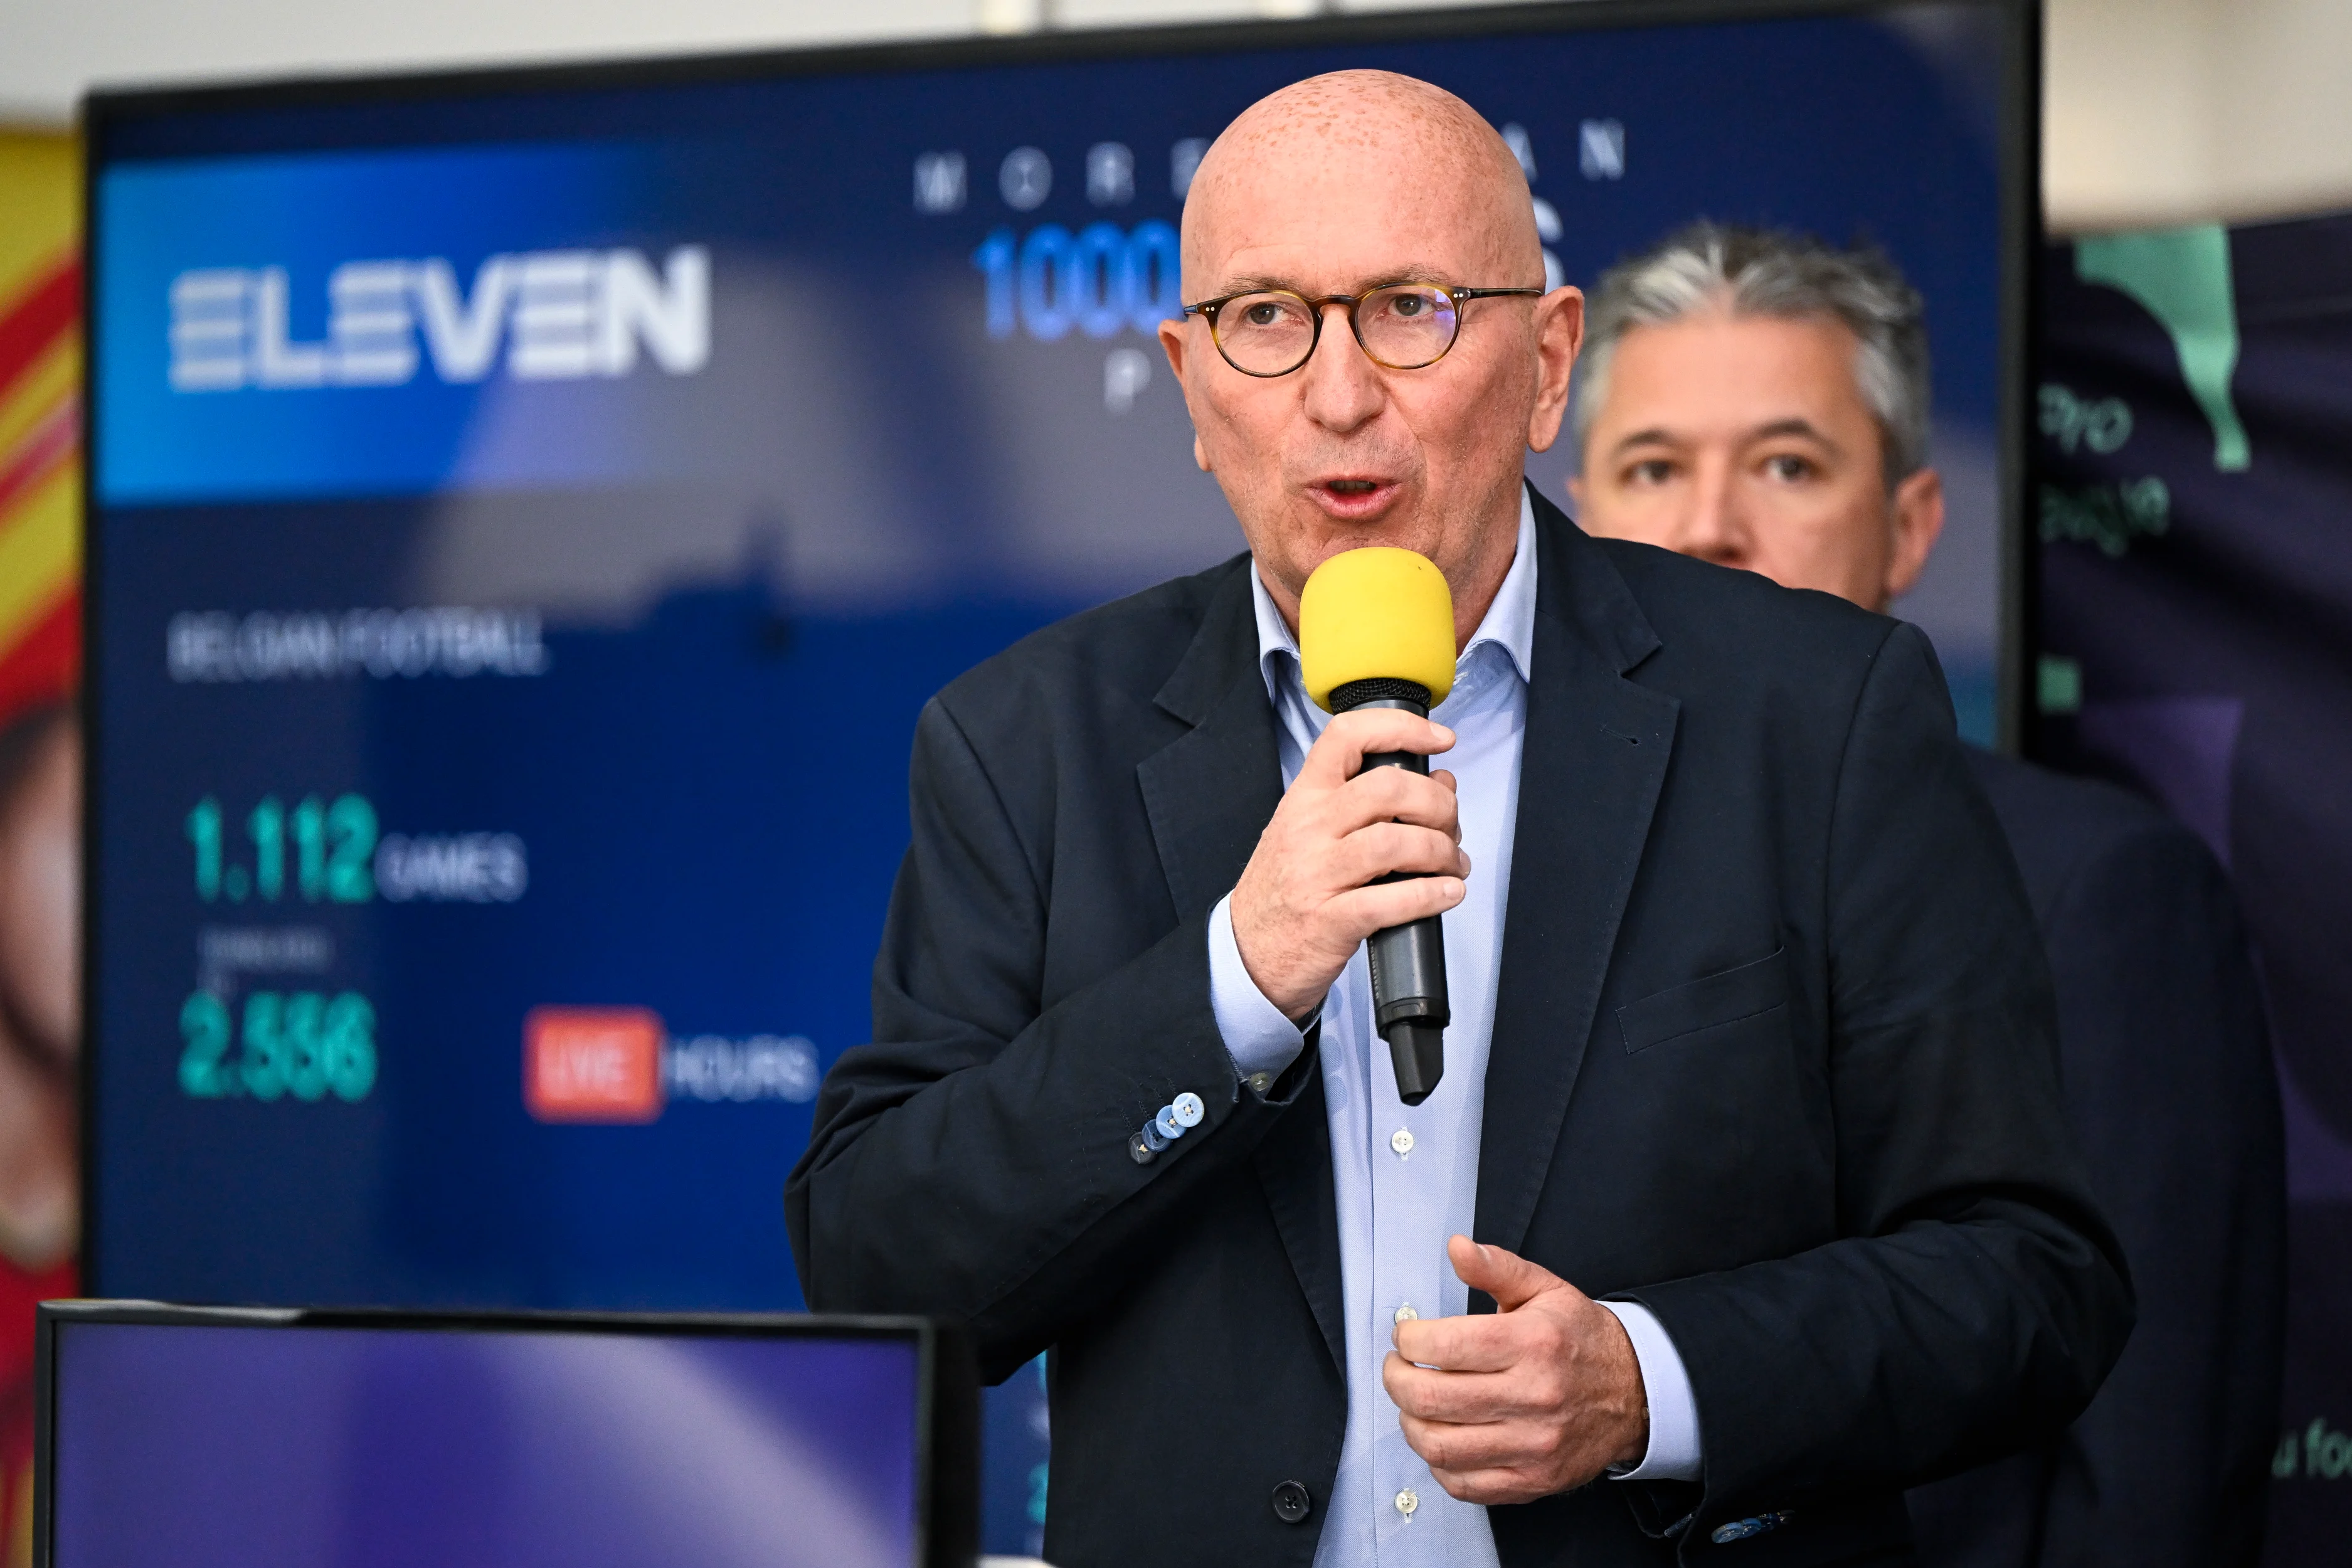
[1271, 1479, 1311, 1524]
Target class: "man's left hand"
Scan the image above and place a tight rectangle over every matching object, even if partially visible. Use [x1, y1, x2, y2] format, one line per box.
[1383, 1235, 1650, 1504]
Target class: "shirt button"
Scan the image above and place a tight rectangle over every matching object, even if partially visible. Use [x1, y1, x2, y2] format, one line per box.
[1271, 1479, 1311, 1524]
[1394, 1302, 1417, 1324]
[1390, 1128, 1415, 1157]
[1394, 1488, 1419, 1518]
[1247, 1072, 1272, 1094]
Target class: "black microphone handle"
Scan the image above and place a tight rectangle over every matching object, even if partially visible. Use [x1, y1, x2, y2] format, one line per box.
[1335, 686, 1451, 1106]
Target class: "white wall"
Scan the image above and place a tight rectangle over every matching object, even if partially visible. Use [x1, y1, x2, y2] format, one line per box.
[3, 0, 2349, 230]
[0, 0, 979, 117]
[2046, 0, 2352, 231]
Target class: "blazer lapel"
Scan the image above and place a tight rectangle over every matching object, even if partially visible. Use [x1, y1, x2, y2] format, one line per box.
[1135, 560, 1347, 1374]
[1476, 498, 1680, 1261]
[1136, 563, 1283, 921]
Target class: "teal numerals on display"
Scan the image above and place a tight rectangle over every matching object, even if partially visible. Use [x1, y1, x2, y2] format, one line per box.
[325, 794, 377, 900]
[293, 796, 325, 899]
[178, 990, 378, 1102]
[186, 797, 222, 900]
[250, 798, 285, 901]
[188, 793, 376, 903]
[177, 992, 230, 1094]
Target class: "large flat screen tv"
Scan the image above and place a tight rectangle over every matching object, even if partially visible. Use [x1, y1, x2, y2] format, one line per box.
[82, 0, 2033, 1550]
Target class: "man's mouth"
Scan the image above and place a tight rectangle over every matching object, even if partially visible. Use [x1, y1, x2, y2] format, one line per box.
[1309, 475, 1400, 517]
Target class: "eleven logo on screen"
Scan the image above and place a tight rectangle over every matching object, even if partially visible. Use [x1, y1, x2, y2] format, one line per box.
[523, 1005, 822, 1123]
[168, 246, 710, 393]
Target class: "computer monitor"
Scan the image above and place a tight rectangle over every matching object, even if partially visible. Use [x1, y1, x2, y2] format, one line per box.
[33, 1302, 978, 1568]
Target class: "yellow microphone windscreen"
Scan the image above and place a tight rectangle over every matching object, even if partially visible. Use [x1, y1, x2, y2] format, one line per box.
[1298, 547, 1456, 714]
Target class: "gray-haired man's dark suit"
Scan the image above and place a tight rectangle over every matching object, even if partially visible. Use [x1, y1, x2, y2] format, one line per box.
[1907, 753, 2284, 1567]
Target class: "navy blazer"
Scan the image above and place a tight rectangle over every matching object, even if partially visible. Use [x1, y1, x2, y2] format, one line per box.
[787, 495, 2132, 1566]
[1905, 753, 2284, 1567]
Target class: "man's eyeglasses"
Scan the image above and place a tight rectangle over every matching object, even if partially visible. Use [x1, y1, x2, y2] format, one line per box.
[1181, 282, 1544, 378]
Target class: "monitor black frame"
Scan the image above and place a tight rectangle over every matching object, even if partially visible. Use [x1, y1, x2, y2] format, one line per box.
[75, 0, 2042, 1288]
[31, 1300, 979, 1568]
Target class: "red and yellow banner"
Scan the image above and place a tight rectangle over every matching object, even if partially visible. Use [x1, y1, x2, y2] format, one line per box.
[0, 131, 80, 727]
[0, 128, 77, 1568]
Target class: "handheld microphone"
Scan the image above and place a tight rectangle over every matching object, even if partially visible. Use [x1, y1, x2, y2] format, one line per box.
[1299, 547, 1456, 1107]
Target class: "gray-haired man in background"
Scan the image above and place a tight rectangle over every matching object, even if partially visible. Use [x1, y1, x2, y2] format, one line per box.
[1571, 222, 2285, 1568]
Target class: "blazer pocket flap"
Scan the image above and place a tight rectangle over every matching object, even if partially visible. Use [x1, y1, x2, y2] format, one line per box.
[1616, 946, 1789, 1054]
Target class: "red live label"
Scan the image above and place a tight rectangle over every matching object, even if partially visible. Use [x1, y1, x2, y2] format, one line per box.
[524, 1007, 665, 1123]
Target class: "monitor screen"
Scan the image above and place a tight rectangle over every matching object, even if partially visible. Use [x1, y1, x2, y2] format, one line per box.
[44, 1312, 933, 1568]
[83, 4, 2025, 1547]
[87, 0, 2025, 1312]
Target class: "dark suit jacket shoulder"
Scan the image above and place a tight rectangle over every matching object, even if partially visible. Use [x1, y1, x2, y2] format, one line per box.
[1969, 748, 2201, 913]
[788, 495, 2133, 1568]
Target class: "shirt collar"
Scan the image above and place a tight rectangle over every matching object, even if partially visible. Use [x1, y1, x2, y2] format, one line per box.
[1248, 486, 1539, 706]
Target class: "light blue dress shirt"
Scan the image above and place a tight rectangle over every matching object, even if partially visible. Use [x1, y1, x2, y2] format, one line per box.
[1206, 494, 1702, 1565]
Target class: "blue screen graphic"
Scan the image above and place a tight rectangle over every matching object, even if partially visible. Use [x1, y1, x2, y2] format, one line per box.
[50, 1322, 923, 1568]
[88, 8, 2015, 1552]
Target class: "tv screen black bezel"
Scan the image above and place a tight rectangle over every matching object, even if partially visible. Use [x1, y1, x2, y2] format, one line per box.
[72, 0, 2042, 1301]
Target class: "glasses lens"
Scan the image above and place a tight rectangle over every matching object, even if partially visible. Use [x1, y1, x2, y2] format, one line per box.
[1214, 292, 1318, 375]
[1357, 285, 1460, 369]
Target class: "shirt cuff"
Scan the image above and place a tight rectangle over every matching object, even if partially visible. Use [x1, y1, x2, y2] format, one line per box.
[1207, 894, 1308, 1088]
[1597, 1300, 1703, 1483]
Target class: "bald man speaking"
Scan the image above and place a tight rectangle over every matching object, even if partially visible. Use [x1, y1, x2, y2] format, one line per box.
[787, 73, 2131, 1567]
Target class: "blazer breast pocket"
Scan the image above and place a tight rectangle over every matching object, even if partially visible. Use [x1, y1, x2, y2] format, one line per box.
[1616, 946, 1790, 1055]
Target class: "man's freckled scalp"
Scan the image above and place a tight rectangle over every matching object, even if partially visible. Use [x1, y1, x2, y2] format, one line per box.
[1182, 70, 1540, 294]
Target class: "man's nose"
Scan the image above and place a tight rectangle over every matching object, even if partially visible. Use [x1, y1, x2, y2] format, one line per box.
[1679, 458, 1751, 566]
[1296, 302, 1385, 433]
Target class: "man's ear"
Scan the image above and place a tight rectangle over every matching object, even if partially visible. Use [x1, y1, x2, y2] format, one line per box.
[1882, 466, 1945, 602]
[1158, 317, 1214, 474]
[1156, 313, 1188, 375]
[1524, 287, 1585, 453]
